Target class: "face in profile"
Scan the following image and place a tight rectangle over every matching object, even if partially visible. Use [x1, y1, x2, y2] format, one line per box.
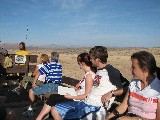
[90, 57, 98, 67]
[19, 44, 24, 50]
[131, 58, 144, 80]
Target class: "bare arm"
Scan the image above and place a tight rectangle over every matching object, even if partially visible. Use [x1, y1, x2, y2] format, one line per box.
[101, 86, 128, 103]
[33, 65, 39, 76]
[65, 73, 93, 100]
[106, 90, 129, 120]
[32, 71, 40, 88]
[108, 95, 160, 120]
[74, 82, 81, 91]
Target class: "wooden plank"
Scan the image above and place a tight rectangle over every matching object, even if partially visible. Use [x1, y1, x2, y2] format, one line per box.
[29, 65, 36, 73]
[62, 76, 79, 87]
[5, 65, 28, 73]
[29, 55, 38, 63]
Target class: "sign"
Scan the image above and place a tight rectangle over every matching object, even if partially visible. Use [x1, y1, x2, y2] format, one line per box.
[15, 55, 26, 64]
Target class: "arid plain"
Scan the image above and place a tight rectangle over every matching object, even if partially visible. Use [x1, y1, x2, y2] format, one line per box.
[9, 47, 160, 81]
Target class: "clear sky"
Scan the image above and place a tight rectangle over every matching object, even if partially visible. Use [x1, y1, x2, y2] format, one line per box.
[0, 0, 160, 48]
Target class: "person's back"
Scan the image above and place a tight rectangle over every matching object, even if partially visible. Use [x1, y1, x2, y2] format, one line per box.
[84, 68, 116, 106]
[40, 59, 62, 83]
[33, 54, 49, 83]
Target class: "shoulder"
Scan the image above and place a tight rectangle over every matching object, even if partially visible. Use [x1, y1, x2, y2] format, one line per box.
[46, 62, 62, 67]
[129, 79, 140, 90]
[86, 71, 95, 75]
[151, 77, 160, 91]
[37, 64, 43, 68]
[54, 62, 62, 67]
[105, 64, 120, 75]
[86, 71, 95, 78]
[15, 50, 29, 55]
[15, 51, 20, 54]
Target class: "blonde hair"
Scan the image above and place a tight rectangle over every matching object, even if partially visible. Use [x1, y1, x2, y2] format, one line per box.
[40, 54, 49, 64]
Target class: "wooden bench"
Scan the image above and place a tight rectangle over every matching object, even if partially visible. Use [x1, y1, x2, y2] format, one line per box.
[0, 54, 38, 81]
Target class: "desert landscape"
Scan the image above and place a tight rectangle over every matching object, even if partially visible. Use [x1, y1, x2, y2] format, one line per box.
[0, 47, 159, 120]
[8, 47, 160, 81]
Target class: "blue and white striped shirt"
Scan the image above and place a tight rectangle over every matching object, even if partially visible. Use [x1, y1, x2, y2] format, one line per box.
[38, 61, 62, 83]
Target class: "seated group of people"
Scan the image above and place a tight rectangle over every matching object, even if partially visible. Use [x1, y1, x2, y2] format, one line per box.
[1, 44, 160, 120]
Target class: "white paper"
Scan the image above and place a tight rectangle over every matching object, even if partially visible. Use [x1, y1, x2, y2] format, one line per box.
[15, 55, 26, 64]
[58, 86, 77, 96]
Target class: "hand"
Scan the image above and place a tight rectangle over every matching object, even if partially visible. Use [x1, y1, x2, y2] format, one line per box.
[64, 93, 72, 99]
[75, 84, 80, 91]
[101, 91, 112, 103]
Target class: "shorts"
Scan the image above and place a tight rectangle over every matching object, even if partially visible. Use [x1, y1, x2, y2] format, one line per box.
[32, 83, 59, 96]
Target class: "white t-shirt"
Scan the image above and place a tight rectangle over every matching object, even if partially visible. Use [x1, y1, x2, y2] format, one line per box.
[37, 64, 46, 82]
[84, 68, 116, 106]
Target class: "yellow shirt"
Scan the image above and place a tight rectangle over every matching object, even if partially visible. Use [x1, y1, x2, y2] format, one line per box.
[15, 50, 29, 55]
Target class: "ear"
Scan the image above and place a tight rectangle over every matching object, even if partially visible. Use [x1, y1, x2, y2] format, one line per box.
[142, 68, 149, 74]
[81, 62, 85, 65]
[97, 58, 101, 63]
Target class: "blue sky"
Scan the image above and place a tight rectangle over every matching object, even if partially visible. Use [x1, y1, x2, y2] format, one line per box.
[0, 0, 160, 47]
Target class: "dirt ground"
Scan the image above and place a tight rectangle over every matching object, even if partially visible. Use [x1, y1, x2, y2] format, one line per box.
[0, 82, 55, 120]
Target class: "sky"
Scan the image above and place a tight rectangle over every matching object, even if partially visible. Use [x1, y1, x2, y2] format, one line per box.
[0, 0, 160, 48]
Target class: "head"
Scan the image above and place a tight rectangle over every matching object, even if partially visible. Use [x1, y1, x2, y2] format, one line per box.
[0, 47, 8, 56]
[89, 46, 108, 67]
[77, 52, 96, 73]
[51, 52, 59, 62]
[40, 54, 49, 64]
[19, 42, 26, 50]
[131, 51, 159, 80]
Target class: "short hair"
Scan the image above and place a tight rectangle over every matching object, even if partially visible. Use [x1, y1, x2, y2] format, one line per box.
[89, 46, 108, 64]
[40, 54, 49, 64]
[51, 52, 59, 60]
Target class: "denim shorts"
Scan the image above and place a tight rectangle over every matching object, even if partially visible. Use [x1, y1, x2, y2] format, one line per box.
[32, 83, 59, 96]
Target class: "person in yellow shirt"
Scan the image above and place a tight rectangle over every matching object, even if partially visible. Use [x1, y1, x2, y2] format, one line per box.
[15, 42, 29, 86]
[15, 42, 29, 55]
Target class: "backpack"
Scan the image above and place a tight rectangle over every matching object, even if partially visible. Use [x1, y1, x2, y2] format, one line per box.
[3, 56, 13, 68]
